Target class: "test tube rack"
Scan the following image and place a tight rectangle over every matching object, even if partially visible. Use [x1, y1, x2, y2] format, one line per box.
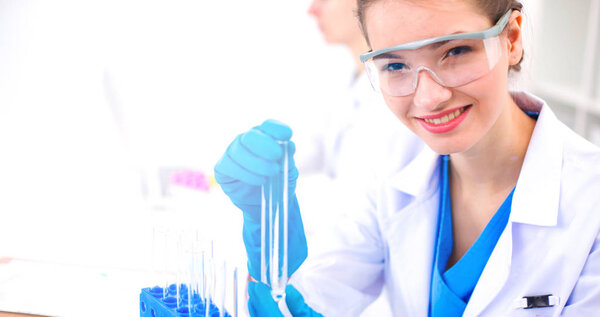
[140, 284, 230, 317]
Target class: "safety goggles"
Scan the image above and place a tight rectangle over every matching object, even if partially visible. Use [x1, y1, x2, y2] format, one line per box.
[360, 9, 513, 97]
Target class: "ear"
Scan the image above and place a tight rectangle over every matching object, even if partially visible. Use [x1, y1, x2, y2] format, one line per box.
[506, 10, 523, 67]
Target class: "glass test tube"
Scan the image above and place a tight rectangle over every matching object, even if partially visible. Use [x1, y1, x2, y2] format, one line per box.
[233, 267, 238, 317]
[205, 242, 216, 317]
[151, 227, 169, 298]
[260, 140, 289, 301]
[176, 233, 188, 310]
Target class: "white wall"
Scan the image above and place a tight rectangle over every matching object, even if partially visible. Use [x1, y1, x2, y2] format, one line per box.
[0, 2, 356, 314]
[0, 0, 358, 267]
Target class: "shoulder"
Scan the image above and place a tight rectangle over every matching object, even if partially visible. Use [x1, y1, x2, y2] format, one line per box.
[517, 91, 600, 188]
[559, 126, 600, 208]
[555, 110, 600, 182]
[514, 91, 600, 226]
[561, 126, 600, 174]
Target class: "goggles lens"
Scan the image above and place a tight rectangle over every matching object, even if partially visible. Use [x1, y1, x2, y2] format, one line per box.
[364, 36, 503, 97]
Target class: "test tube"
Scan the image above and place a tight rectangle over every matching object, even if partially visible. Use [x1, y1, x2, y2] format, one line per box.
[162, 229, 178, 308]
[260, 140, 289, 301]
[205, 242, 216, 317]
[217, 262, 226, 317]
[233, 267, 238, 317]
[190, 234, 203, 307]
[151, 227, 168, 298]
[175, 232, 188, 311]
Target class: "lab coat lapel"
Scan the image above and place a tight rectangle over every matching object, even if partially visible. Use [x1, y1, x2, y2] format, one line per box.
[390, 146, 439, 196]
[509, 98, 562, 227]
[462, 222, 514, 316]
[390, 147, 441, 316]
[463, 94, 563, 316]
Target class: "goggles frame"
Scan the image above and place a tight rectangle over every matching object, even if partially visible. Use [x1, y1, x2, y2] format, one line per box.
[360, 9, 514, 63]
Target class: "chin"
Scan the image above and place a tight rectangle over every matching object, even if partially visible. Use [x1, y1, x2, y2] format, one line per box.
[421, 135, 474, 155]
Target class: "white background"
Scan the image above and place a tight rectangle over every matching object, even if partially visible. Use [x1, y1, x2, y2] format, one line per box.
[0, 0, 354, 315]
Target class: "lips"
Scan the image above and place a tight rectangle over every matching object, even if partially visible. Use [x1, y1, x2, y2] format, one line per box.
[417, 105, 472, 134]
[422, 107, 468, 124]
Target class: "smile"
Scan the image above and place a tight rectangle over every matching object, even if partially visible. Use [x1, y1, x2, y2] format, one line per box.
[417, 105, 472, 134]
[423, 107, 468, 125]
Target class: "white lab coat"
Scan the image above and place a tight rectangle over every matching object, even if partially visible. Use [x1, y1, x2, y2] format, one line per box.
[291, 91, 600, 316]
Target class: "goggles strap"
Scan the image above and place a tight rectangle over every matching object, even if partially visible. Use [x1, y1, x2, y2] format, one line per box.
[483, 36, 503, 70]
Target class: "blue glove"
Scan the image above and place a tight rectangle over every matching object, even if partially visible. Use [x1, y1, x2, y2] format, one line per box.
[214, 119, 308, 280]
[248, 282, 324, 317]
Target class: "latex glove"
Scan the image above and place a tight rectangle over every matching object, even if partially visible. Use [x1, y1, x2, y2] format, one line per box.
[248, 281, 324, 317]
[214, 119, 308, 280]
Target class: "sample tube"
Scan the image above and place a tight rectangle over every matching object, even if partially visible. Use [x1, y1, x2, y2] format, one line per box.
[233, 267, 238, 317]
[189, 235, 203, 308]
[218, 262, 226, 317]
[260, 140, 289, 301]
[176, 233, 188, 310]
[151, 226, 169, 298]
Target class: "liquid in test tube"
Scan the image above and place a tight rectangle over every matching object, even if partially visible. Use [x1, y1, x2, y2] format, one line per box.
[260, 140, 289, 301]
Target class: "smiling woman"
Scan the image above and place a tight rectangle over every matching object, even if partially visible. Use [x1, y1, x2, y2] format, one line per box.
[213, 0, 600, 316]
[359, 1, 533, 156]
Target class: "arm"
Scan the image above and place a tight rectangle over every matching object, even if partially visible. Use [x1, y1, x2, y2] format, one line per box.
[291, 177, 387, 316]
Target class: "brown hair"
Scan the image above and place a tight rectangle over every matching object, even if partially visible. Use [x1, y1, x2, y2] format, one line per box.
[356, 0, 524, 71]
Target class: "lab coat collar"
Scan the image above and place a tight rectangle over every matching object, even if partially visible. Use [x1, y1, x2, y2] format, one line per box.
[509, 91, 563, 227]
[390, 145, 440, 197]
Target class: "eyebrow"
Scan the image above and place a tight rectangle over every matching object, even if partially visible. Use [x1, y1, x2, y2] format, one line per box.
[371, 30, 471, 60]
[428, 40, 450, 50]
[373, 52, 405, 60]
[429, 30, 468, 48]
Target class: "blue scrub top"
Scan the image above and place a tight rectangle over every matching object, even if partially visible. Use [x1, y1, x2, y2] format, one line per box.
[429, 155, 515, 317]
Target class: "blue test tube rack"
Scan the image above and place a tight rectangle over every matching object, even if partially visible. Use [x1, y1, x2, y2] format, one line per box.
[140, 284, 230, 317]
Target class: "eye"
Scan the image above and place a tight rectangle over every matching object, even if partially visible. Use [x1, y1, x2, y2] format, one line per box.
[446, 46, 473, 58]
[381, 62, 409, 73]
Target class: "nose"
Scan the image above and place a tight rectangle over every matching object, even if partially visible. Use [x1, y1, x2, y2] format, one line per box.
[412, 69, 452, 110]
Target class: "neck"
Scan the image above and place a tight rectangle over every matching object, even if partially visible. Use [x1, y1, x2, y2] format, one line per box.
[449, 93, 536, 194]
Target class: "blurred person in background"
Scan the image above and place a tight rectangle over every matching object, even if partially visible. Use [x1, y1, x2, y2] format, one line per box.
[296, 0, 423, 230]
[308, 0, 368, 81]
[291, 1, 425, 315]
[296, 0, 422, 182]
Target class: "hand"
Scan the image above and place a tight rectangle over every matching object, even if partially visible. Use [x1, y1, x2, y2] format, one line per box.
[214, 119, 308, 280]
[248, 282, 324, 317]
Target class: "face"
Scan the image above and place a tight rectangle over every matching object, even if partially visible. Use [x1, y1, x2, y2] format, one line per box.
[308, 0, 363, 45]
[364, 0, 519, 155]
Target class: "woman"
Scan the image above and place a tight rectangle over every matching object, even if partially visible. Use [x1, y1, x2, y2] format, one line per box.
[214, 0, 600, 315]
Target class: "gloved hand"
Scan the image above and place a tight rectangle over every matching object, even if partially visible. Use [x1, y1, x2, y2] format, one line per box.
[248, 281, 324, 317]
[214, 119, 308, 280]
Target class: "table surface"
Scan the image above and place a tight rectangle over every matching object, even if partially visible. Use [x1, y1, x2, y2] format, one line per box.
[0, 257, 156, 317]
[0, 255, 250, 317]
[0, 312, 48, 317]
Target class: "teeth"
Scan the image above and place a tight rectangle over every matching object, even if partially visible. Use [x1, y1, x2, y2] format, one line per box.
[424, 107, 466, 125]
